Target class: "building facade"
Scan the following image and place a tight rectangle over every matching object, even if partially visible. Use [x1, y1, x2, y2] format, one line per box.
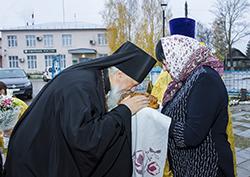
[0, 22, 110, 73]
[225, 48, 250, 70]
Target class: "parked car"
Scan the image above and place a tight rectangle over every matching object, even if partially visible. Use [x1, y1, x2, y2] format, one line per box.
[0, 68, 33, 99]
[42, 66, 61, 82]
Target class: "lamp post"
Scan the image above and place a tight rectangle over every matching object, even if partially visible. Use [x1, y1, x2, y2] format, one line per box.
[185, 1, 188, 18]
[161, 3, 168, 37]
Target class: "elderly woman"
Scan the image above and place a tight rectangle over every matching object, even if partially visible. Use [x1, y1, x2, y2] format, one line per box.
[156, 35, 235, 177]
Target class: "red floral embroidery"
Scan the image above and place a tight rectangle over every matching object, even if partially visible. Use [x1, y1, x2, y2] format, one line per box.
[132, 148, 161, 176]
[147, 162, 160, 176]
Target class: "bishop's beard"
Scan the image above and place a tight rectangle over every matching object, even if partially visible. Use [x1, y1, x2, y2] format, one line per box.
[106, 86, 124, 111]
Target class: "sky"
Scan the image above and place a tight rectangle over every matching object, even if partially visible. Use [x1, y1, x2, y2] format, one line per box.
[0, 0, 249, 52]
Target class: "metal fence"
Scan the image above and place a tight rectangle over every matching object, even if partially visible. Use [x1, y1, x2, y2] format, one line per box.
[136, 68, 250, 96]
[223, 70, 250, 96]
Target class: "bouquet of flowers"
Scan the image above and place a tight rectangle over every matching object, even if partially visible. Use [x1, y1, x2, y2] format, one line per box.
[0, 95, 20, 131]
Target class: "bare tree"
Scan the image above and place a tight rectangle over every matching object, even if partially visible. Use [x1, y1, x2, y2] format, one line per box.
[212, 0, 250, 69]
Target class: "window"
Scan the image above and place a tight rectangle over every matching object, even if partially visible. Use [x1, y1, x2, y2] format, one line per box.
[26, 35, 36, 47]
[44, 35, 53, 47]
[233, 61, 237, 67]
[60, 55, 66, 68]
[7, 35, 17, 47]
[27, 55, 37, 69]
[98, 53, 108, 58]
[45, 55, 66, 68]
[9, 56, 19, 68]
[238, 61, 243, 67]
[45, 55, 53, 68]
[97, 33, 107, 45]
[62, 34, 72, 47]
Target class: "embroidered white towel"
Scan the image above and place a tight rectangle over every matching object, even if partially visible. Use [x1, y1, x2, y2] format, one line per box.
[132, 107, 171, 177]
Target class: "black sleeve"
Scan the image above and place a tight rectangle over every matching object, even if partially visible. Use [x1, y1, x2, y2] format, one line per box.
[0, 151, 2, 177]
[59, 86, 131, 174]
[169, 72, 226, 148]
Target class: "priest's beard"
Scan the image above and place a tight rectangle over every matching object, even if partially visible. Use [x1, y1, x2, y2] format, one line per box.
[106, 85, 124, 111]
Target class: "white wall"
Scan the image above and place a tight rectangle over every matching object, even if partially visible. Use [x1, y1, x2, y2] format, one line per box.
[1, 29, 110, 73]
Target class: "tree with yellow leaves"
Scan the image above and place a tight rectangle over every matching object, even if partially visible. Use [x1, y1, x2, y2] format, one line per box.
[135, 0, 172, 63]
[102, 0, 171, 55]
[102, 0, 138, 52]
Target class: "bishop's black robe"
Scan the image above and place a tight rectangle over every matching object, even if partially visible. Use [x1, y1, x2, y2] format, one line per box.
[4, 68, 132, 177]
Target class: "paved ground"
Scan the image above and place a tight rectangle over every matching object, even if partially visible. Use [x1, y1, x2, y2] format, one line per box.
[231, 103, 250, 177]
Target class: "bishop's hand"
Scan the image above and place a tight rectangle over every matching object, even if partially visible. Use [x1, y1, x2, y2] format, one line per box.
[119, 95, 149, 115]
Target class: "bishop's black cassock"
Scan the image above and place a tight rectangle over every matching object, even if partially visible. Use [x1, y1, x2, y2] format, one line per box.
[3, 41, 156, 177]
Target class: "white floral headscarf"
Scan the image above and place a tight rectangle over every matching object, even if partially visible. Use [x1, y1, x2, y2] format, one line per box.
[160, 35, 224, 105]
[161, 35, 201, 81]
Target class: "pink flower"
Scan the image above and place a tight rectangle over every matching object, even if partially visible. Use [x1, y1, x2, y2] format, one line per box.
[147, 162, 160, 176]
[3, 98, 12, 106]
[134, 150, 145, 174]
[0, 96, 15, 111]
